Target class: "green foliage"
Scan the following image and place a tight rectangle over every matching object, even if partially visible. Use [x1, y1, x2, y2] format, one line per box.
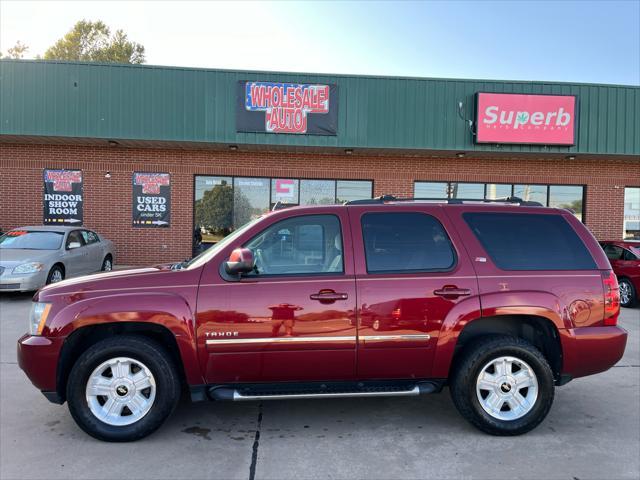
[43, 20, 145, 64]
[2, 41, 29, 59]
[195, 184, 234, 234]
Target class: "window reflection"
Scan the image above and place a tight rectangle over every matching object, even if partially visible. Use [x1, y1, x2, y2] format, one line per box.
[624, 187, 640, 240]
[194, 176, 233, 243]
[549, 185, 584, 221]
[514, 185, 547, 204]
[300, 180, 336, 205]
[414, 182, 448, 198]
[336, 180, 373, 203]
[233, 178, 270, 227]
[485, 184, 513, 200]
[450, 183, 484, 199]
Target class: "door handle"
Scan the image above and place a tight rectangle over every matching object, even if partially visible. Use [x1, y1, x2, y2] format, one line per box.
[433, 286, 472, 299]
[310, 290, 349, 303]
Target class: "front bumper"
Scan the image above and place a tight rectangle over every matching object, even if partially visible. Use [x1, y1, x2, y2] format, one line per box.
[17, 334, 65, 399]
[0, 270, 48, 292]
[560, 326, 628, 379]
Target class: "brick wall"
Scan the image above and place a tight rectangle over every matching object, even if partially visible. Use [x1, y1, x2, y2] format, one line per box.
[1, 143, 637, 265]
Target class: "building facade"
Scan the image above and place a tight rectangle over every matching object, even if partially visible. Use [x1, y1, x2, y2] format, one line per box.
[1, 60, 638, 265]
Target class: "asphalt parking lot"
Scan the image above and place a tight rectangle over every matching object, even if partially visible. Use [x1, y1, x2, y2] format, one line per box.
[0, 293, 638, 480]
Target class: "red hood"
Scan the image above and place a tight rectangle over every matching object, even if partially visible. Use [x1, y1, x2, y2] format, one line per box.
[35, 265, 202, 301]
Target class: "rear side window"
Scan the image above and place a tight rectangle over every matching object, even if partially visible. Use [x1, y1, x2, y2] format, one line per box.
[464, 212, 596, 271]
[361, 212, 456, 273]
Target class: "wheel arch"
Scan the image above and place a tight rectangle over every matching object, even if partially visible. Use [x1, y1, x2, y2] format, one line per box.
[56, 322, 189, 403]
[433, 314, 564, 383]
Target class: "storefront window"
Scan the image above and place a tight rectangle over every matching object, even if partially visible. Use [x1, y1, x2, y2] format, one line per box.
[271, 179, 299, 206]
[194, 176, 233, 242]
[300, 180, 336, 205]
[549, 185, 584, 221]
[414, 182, 448, 198]
[413, 181, 585, 221]
[514, 184, 548, 204]
[336, 180, 373, 203]
[194, 177, 372, 247]
[485, 184, 513, 200]
[450, 183, 484, 199]
[233, 178, 270, 227]
[624, 187, 640, 241]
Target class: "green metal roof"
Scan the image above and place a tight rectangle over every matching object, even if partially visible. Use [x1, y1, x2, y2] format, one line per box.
[1, 59, 638, 155]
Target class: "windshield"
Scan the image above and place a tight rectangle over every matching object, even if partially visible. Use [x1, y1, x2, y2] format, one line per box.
[0, 230, 64, 250]
[185, 217, 262, 269]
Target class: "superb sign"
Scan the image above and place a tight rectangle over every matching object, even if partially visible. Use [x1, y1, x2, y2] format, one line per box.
[237, 81, 338, 135]
[476, 93, 576, 145]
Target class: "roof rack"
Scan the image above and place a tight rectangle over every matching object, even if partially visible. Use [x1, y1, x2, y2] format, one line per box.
[345, 195, 544, 207]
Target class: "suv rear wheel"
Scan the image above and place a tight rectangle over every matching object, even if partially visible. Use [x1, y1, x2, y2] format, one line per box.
[450, 335, 554, 435]
[66, 336, 181, 442]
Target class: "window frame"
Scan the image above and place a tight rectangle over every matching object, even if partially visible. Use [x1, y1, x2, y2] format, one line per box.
[360, 211, 458, 275]
[241, 213, 346, 279]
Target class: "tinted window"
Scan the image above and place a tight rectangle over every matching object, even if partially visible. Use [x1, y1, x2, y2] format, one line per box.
[623, 249, 639, 261]
[244, 215, 343, 276]
[0, 231, 64, 250]
[361, 213, 456, 273]
[603, 244, 624, 260]
[464, 213, 596, 270]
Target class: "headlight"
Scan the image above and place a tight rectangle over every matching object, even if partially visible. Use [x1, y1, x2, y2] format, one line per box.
[29, 302, 52, 336]
[13, 262, 45, 274]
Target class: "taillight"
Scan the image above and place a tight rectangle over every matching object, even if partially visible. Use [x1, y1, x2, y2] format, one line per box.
[602, 270, 620, 326]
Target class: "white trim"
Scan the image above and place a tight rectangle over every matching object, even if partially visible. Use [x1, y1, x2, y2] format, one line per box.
[360, 334, 431, 342]
[206, 336, 356, 346]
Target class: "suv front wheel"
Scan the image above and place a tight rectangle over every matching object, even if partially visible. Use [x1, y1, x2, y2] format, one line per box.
[450, 335, 555, 435]
[66, 335, 181, 442]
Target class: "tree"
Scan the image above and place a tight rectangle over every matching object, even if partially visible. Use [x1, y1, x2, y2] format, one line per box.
[195, 184, 235, 234]
[2, 41, 29, 59]
[44, 20, 145, 64]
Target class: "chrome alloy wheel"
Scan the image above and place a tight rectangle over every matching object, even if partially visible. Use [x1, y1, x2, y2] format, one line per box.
[85, 357, 156, 426]
[475, 356, 538, 421]
[619, 281, 632, 306]
[103, 258, 112, 271]
[50, 269, 63, 283]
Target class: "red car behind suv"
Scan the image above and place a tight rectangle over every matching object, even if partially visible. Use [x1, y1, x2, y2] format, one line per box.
[600, 241, 640, 308]
[18, 197, 627, 441]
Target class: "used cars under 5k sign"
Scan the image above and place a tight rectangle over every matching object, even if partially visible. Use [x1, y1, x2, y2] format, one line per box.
[17, 198, 627, 442]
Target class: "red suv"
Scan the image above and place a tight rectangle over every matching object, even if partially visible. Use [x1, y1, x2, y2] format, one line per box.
[18, 197, 627, 441]
[600, 241, 640, 307]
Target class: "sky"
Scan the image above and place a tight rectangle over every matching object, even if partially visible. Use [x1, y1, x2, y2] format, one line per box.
[1, 0, 639, 85]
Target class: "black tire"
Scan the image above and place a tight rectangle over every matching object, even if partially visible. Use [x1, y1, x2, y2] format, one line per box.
[450, 335, 555, 436]
[66, 335, 181, 442]
[619, 278, 637, 308]
[45, 264, 65, 285]
[101, 254, 113, 272]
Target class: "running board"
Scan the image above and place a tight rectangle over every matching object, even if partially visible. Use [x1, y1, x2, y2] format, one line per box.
[207, 381, 443, 402]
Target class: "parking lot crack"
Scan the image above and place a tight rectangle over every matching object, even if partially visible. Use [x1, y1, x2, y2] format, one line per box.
[248, 402, 263, 480]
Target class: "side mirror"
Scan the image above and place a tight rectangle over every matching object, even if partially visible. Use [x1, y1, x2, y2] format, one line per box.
[67, 241, 82, 250]
[224, 248, 255, 276]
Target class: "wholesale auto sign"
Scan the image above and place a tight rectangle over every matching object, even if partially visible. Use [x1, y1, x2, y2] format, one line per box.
[132, 173, 171, 227]
[43, 169, 83, 225]
[476, 93, 577, 145]
[236, 81, 338, 135]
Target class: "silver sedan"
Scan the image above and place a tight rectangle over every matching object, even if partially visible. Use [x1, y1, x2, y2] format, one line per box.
[0, 226, 115, 292]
